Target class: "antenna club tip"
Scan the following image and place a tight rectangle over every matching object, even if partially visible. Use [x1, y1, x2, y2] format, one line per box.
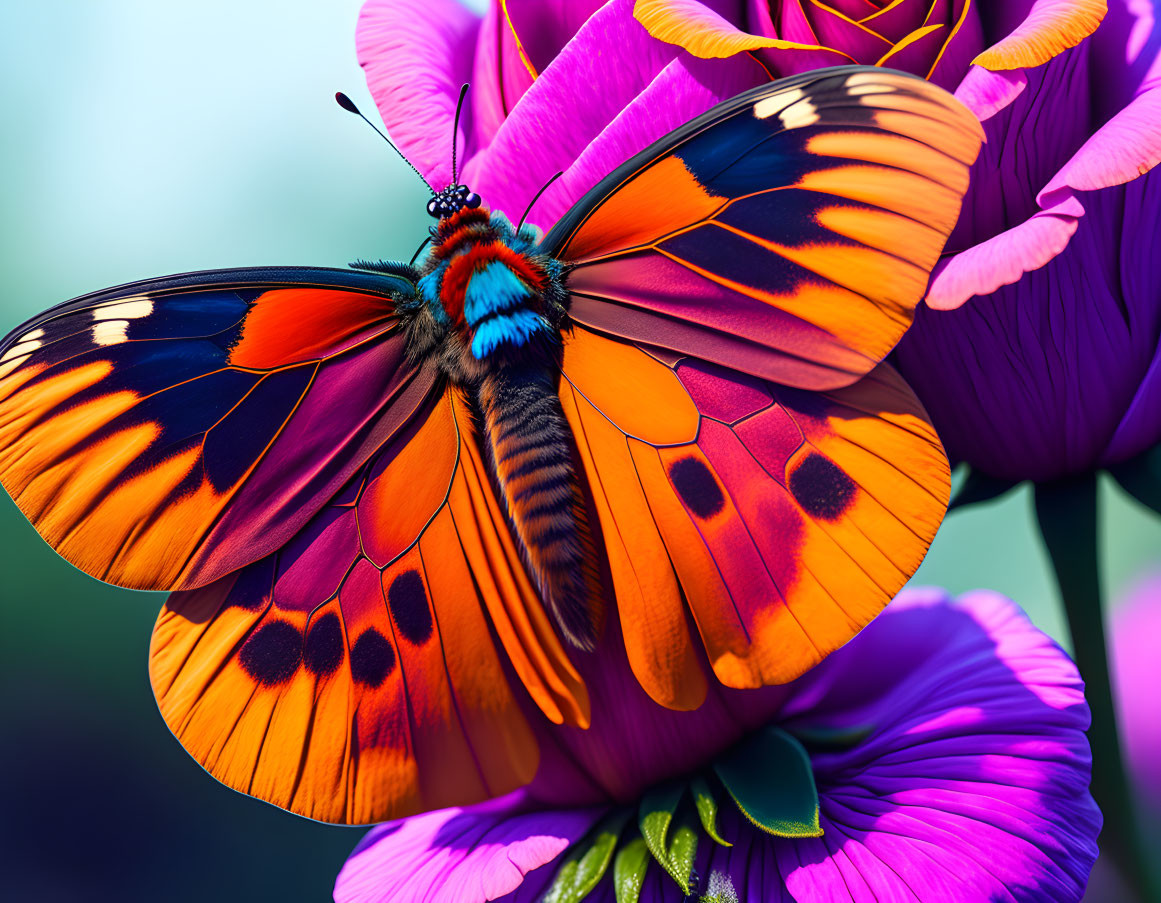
[335, 92, 360, 114]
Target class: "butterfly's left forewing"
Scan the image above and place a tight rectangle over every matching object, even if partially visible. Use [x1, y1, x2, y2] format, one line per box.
[545, 66, 984, 391]
[0, 268, 433, 591]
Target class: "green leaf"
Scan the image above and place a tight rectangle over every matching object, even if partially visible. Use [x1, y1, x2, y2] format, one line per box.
[949, 465, 1020, 511]
[542, 811, 629, 903]
[613, 836, 650, 903]
[713, 725, 822, 838]
[1109, 443, 1161, 517]
[690, 777, 731, 847]
[638, 782, 696, 892]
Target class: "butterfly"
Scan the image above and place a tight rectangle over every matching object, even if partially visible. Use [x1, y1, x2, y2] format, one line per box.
[0, 66, 980, 824]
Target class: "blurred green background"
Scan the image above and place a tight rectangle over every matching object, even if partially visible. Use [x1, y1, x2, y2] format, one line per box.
[0, 2, 1157, 901]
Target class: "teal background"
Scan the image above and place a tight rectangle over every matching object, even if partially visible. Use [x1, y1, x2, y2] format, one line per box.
[0, 2, 1157, 900]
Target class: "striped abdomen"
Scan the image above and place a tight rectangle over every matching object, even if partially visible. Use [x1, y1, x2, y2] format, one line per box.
[477, 364, 601, 650]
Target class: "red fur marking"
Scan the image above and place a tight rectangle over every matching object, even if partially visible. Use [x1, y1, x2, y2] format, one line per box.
[439, 243, 548, 325]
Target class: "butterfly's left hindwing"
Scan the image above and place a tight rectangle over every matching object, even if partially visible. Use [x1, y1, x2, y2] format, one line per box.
[0, 267, 433, 592]
[149, 387, 589, 824]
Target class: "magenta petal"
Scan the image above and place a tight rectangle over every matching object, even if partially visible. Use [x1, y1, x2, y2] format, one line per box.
[462, 0, 683, 221]
[333, 791, 606, 903]
[357, 0, 481, 187]
[531, 52, 767, 228]
[504, 0, 609, 73]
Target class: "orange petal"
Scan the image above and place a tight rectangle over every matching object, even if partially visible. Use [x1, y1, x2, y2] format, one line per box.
[973, 0, 1105, 70]
[634, 0, 839, 58]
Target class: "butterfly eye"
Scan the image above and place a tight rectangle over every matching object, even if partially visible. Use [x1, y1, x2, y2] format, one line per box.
[464, 193, 481, 209]
[426, 198, 441, 218]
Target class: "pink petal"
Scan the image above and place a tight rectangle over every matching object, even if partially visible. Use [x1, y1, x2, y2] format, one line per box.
[463, 0, 684, 221]
[357, 0, 481, 188]
[926, 196, 1081, 310]
[1038, 84, 1161, 202]
[530, 52, 767, 228]
[953, 64, 1028, 119]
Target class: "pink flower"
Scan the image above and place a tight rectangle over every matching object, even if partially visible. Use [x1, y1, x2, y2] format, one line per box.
[334, 590, 1099, 902]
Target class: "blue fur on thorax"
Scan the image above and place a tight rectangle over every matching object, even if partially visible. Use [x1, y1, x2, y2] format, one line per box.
[471, 308, 550, 358]
[417, 265, 450, 325]
[464, 261, 532, 325]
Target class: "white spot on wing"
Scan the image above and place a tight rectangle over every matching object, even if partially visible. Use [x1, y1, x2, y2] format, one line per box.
[92, 320, 130, 346]
[753, 87, 804, 120]
[753, 87, 819, 129]
[93, 297, 153, 321]
[1, 339, 42, 363]
[19, 328, 44, 342]
[0, 355, 29, 380]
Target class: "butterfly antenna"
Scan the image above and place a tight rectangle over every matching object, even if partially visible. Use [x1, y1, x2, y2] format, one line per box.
[335, 92, 436, 196]
[451, 83, 469, 184]
[409, 235, 433, 267]
[516, 171, 564, 232]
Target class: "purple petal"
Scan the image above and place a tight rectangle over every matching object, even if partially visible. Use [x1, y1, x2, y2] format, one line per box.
[357, 0, 480, 187]
[333, 791, 606, 903]
[897, 168, 1161, 480]
[777, 588, 1099, 901]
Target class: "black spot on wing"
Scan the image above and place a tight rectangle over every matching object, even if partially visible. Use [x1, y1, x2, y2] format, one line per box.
[669, 457, 725, 519]
[303, 612, 344, 677]
[387, 570, 433, 645]
[789, 452, 856, 520]
[239, 620, 302, 685]
[225, 558, 277, 611]
[350, 629, 396, 687]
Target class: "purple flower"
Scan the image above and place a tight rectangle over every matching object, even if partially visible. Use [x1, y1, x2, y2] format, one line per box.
[1113, 570, 1161, 814]
[357, 0, 1161, 482]
[334, 590, 1100, 902]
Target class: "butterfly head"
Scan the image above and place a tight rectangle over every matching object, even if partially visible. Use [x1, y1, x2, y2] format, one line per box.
[426, 184, 482, 220]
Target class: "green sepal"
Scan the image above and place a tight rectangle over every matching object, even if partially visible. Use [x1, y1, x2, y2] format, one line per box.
[713, 725, 822, 838]
[949, 465, 1021, 511]
[789, 723, 874, 752]
[638, 782, 695, 892]
[664, 808, 700, 893]
[1108, 442, 1161, 517]
[690, 777, 731, 847]
[613, 835, 650, 903]
[542, 810, 629, 903]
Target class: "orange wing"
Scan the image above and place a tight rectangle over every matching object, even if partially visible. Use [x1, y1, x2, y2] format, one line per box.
[0, 268, 433, 592]
[558, 325, 949, 709]
[150, 387, 589, 824]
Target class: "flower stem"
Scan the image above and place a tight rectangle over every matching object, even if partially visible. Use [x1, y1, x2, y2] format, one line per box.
[1034, 475, 1158, 901]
